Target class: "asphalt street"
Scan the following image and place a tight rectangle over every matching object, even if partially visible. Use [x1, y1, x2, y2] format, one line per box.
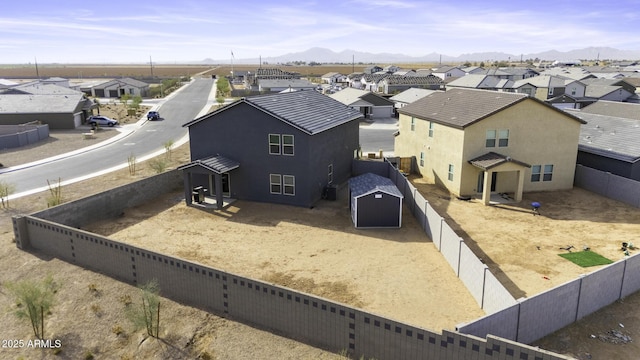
[3, 77, 216, 197]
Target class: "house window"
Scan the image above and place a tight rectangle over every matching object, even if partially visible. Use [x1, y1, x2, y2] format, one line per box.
[269, 134, 281, 155]
[410, 117, 415, 131]
[420, 152, 424, 167]
[486, 130, 496, 147]
[448, 164, 454, 181]
[270, 174, 282, 194]
[428, 122, 434, 137]
[548, 87, 554, 96]
[283, 175, 295, 195]
[543, 164, 554, 181]
[282, 135, 294, 156]
[521, 88, 532, 96]
[531, 165, 541, 182]
[571, 87, 577, 96]
[498, 129, 509, 147]
[328, 164, 333, 184]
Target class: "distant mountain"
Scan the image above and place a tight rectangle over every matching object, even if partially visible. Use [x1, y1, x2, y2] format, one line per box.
[202, 46, 640, 65]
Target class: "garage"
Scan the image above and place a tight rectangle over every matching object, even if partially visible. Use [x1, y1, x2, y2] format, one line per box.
[349, 173, 403, 228]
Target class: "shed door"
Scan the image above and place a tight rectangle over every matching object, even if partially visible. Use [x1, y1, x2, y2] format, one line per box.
[357, 192, 400, 227]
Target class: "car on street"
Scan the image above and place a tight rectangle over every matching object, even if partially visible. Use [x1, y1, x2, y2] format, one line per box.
[87, 115, 118, 127]
[147, 111, 160, 120]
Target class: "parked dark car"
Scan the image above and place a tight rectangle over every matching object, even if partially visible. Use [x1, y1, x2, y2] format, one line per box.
[87, 115, 118, 127]
[147, 111, 160, 120]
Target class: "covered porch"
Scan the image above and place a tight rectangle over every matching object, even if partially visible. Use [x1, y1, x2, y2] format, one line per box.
[178, 154, 240, 210]
[468, 152, 531, 206]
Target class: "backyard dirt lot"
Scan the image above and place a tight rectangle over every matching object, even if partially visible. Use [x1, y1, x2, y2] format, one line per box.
[83, 189, 485, 332]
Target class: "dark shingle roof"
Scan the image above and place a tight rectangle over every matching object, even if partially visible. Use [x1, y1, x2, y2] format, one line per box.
[349, 173, 403, 198]
[184, 90, 363, 135]
[360, 92, 394, 106]
[468, 152, 530, 170]
[381, 75, 443, 86]
[178, 154, 240, 174]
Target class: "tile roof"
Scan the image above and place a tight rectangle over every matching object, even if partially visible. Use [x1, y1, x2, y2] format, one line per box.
[581, 100, 640, 121]
[184, 90, 363, 135]
[258, 78, 315, 88]
[9, 83, 82, 95]
[584, 85, 624, 98]
[568, 110, 640, 162]
[389, 88, 439, 104]
[381, 75, 443, 86]
[512, 75, 566, 89]
[468, 152, 530, 170]
[349, 173, 403, 198]
[398, 89, 529, 128]
[178, 154, 240, 174]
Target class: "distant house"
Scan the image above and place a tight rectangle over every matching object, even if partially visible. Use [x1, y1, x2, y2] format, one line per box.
[512, 75, 568, 100]
[584, 85, 633, 102]
[394, 89, 585, 205]
[431, 66, 465, 80]
[85, 78, 150, 98]
[360, 74, 388, 92]
[389, 88, 440, 111]
[446, 74, 514, 91]
[257, 79, 316, 92]
[0, 81, 95, 129]
[0, 93, 93, 129]
[568, 109, 640, 181]
[363, 66, 383, 74]
[329, 87, 395, 119]
[497, 67, 540, 80]
[179, 90, 363, 208]
[346, 73, 364, 89]
[321, 72, 347, 85]
[377, 75, 443, 94]
[581, 100, 640, 121]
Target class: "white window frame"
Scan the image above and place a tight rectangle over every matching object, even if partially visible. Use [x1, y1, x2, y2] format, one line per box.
[448, 164, 454, 181]
[543, 164, 554, 181]
[410, 117, 415, 131]
[328, 164, 333, 184]
[283, 175, 295, 196]
[420, 152, 424, 167]
[428, 121, 434, 137]
[531, 165, 541, 182]
[282, 134, 294, 156]
[269, 134, 281, 155]
[498, 129, 509, 147]
[486, 130, 496, 147]
[270, 174, 282, 194]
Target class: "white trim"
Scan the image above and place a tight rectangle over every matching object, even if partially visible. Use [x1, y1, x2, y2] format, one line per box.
[283, 174, 295, 196]
[268, 134, 281, 155]
[269, 173, 282, 194]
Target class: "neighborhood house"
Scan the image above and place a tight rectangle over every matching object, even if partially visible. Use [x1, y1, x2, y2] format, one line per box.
[180, 90, 363, 208]
[394, 88, 586, 204]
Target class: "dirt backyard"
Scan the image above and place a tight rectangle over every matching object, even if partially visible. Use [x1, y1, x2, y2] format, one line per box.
[1, 101, 640, 359]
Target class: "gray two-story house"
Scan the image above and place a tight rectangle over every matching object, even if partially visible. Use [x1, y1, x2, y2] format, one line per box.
[180, 90, 363, 208]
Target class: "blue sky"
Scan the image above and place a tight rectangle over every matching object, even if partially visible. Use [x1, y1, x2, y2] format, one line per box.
[1, 0, 639, 63]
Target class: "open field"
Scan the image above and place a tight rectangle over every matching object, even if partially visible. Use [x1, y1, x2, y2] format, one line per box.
[0, 64, 218, 79]
[0, 63, 443, 80]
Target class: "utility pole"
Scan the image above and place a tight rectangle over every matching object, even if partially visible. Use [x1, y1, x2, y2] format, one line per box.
[150, 56, 154, 78]
[352, 54, 354, 73]
[34, 57, 40, 79]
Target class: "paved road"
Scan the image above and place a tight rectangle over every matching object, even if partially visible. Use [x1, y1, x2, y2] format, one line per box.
[359, 117, 398, 155]
[4, 78, 215, 197]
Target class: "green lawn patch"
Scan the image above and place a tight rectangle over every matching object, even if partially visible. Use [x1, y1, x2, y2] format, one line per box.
[558, 251, 613, 267]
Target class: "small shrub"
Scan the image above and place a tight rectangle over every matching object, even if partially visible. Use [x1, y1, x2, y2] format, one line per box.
[148, 158, 167, 174]
[84, 350, 94, 360]
[52, 347, 62, 355]
[90, 304, 102, 317]
[119, 294, 132, 306]
[127, 154, 136, 176]
[111, 324, 125, 336]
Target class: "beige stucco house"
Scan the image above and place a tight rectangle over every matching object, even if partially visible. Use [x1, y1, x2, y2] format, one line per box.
[395, 88, 586, 205]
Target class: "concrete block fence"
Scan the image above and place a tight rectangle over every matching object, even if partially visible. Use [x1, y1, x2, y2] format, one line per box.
[13, 170, 571, 360]
[574, 164, 640, 208]
[370, 159, 640, 345]
[12, 214, 569, 360]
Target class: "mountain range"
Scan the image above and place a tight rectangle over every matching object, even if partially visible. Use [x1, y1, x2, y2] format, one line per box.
[202, 47, 640, 65]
